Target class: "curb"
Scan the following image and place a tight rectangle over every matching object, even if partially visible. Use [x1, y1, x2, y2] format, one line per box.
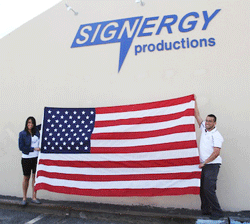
[0, 196, 249, 224]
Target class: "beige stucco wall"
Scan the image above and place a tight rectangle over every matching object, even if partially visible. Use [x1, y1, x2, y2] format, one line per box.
[0, 0, 249, 211]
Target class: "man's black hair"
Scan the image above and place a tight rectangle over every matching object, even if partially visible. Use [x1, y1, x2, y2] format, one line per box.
[207, 114, 217, 122]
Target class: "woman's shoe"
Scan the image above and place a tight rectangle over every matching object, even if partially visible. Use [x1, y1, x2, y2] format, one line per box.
[31, 199, 41, 204]
[21, 200, 27, 206]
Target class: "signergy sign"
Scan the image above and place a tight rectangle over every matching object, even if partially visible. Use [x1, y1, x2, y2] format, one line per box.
[71, 9, 221, 72]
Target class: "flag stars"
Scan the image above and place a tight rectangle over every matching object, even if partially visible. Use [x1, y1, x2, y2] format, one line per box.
[44, 108, 93, 153]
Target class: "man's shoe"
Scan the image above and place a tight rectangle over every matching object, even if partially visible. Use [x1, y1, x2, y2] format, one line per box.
[31, 199, 41, 204]
[202, 211, 212, 216]
[209, 214, 224, 220]
[21, 200, 27, 206]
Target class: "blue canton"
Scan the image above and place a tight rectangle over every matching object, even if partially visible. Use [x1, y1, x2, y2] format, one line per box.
[41, 107, 95, 153]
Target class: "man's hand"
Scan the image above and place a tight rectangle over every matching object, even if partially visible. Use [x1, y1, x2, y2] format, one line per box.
[199, 147, 221, 168]
[34, 147, 40, 151]
[194, 95, 203, 127]
[199, 163, 205, 169]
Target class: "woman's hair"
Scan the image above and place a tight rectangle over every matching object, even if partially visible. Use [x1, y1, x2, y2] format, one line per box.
[24, 116, 37, 136]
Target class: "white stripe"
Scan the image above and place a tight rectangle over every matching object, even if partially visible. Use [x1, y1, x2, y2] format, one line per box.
[35, 177, 200, 189]
[93, 116, 194, 133]
[91, 132, 196, 147]
[25, 215, 45, 224]
[37, 164, 200, 175]
[96, 101, 194, 121]
[39, 148, 199, 161]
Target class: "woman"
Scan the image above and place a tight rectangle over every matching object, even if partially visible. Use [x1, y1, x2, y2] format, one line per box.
[18, 116, 41, 206]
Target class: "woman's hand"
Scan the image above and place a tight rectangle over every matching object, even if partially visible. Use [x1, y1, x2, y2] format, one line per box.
[34, 147, 40, 151]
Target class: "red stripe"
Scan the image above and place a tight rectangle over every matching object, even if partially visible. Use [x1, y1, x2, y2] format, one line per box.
[95, 94, 194, 114]
[91, 140, 197, 153]
[91, 124, 195, 140]
[94, 109, 194, 128]
[36, 170, 201, 182]
[35, 183, 200, 196]
[38, 157, 200, 168]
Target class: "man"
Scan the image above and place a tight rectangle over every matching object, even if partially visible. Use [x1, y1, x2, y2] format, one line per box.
[195, 98, 224, 219]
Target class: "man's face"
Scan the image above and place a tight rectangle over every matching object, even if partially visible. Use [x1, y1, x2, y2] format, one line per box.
[205, 116, 216, 131]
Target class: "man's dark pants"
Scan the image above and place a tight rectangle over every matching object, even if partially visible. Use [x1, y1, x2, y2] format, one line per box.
[200, 164, 223, 217]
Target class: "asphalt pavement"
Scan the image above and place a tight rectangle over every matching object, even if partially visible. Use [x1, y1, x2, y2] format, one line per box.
[0, 195, 249, 224]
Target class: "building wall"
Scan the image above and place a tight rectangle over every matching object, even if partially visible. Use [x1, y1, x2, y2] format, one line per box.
[0, 0, 249, 211]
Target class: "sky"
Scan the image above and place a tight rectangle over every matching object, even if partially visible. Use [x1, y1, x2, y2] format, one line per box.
[0, 0, 61, 39]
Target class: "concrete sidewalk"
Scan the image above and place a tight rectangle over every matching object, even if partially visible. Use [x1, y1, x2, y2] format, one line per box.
[0, 195, 249, 224]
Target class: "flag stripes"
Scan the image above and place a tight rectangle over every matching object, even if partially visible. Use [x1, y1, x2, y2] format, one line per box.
[90, 140, 197, 154]
[35, 184, 200, 196]
[36, 171, 201, 182]
[35, 94, 201, 197]
[91, 124, 195, 140]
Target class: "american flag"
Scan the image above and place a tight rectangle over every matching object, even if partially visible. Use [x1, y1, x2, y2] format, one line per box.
[35, 94, 201, 196]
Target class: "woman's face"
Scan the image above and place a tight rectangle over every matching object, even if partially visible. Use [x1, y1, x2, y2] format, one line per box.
[27, 119, 34, 130]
